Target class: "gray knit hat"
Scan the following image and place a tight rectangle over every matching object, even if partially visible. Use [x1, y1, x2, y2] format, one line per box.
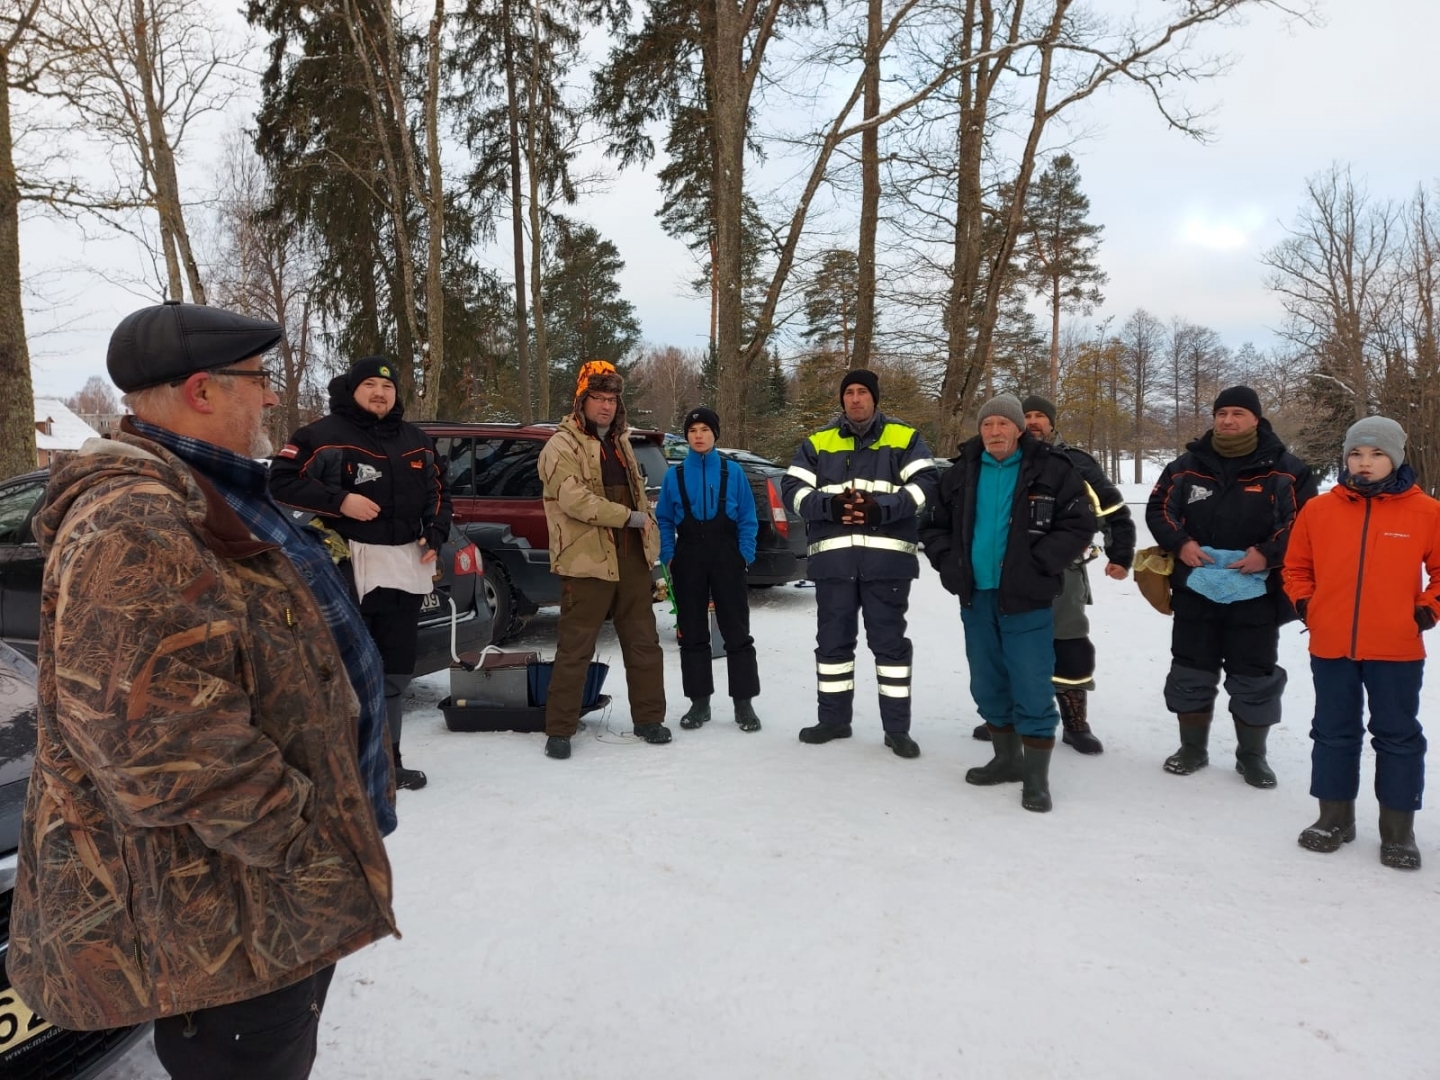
[1343, 415, 1406, 468]
[977, 393, 1025, 432]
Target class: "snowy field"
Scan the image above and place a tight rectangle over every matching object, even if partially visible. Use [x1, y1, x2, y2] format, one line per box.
[107, 497, 1440, 1079]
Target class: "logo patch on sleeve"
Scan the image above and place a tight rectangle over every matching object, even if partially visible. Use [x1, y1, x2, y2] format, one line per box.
[278, 444, 299, 458]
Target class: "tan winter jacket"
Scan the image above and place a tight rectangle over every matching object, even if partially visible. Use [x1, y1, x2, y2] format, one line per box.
[6, 433, 397, 1030]
[539, 417, 659, 580]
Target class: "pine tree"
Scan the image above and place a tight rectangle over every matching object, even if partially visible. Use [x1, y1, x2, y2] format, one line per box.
[1021, 153, 1108, 396]
[541, 219, 642, 407]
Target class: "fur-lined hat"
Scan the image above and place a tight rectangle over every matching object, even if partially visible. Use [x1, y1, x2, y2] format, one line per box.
[572, 359, 627, 428]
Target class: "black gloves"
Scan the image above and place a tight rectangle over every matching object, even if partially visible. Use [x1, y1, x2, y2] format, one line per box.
[1295, 598, 1308, 625]
[831, 489, 882, 526]
[850, 491, 882, 525]
[1418, 607, 1437, 632]
[425, 525, 449, 554]
[830, 492, 852, 521]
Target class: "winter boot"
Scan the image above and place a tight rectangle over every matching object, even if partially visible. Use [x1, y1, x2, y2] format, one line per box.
[1297, 800, 1356, 853]
[972, 723, 991, 742]
[634, 722, 673, 745]
[1379, 806, 1421, 870]
[1163, 712, 1212, 775]
[1020, 736, 1054, 813]
[1233, 719, 1277, 789]
[1058, 689, 1103, 755]
[393, 749, 428, 791]
[966, 725, 1024, 785]
[544, 735, 571, 760]
[680, 696, 712, 729]
[884, 732, 921, 759]
[734, 698, 762, 732]
[799, 722, 853, 744]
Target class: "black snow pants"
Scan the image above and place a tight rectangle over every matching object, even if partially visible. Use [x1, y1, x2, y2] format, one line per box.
[814, 577, 913, 733]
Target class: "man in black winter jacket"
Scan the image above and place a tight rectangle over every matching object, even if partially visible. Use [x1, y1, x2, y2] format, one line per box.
[270, 356, 452, 791]
[1145, 386, 1316, 788]
[919, 394, 1095, 812]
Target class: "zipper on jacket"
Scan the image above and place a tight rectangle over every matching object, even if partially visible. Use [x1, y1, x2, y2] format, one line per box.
[1349, 498, 1373, 658]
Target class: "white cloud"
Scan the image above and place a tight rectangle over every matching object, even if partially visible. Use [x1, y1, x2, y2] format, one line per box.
[1176, 207, 1267, 253]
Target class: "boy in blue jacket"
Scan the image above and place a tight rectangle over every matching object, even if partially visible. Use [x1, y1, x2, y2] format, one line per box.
[656, 407, 762, 731]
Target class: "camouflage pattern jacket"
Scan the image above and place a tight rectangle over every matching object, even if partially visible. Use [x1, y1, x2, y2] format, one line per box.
[6, 433, 398, 1030]
[539, 417, 659, 580]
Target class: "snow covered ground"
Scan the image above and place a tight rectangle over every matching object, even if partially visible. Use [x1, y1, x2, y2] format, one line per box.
[108, 498, 1440, 1079]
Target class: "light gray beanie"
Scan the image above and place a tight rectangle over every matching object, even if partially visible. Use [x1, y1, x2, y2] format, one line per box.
[1343, 415, 1406, 467]
[977, 393, 1025, 432]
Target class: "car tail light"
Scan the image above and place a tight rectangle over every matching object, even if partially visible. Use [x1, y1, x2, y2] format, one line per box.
[454, 542, 482, 576]
[766, 479, 788, 540]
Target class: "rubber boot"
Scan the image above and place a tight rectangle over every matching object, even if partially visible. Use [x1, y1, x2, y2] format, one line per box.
[966, 725, 1023, 785]
[1058, 688, 1103, 755]
[1297, 800, 1356, 853]
[1020, 736, 1054, 813]
[799, 723, 852, 744]
[1163, 712, 1212, 775]
[734, 698, 761, 732]
[1379, 806, 1421, 870]
[1233, 719, 1277, 789]
[680, 696, 712, 729]
[972, 723, 991, 742]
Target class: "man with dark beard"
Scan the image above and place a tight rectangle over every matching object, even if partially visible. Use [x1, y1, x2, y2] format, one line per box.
[271, 357, 452, 791]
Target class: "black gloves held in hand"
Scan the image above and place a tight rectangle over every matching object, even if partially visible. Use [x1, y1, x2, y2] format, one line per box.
[1295, 598, 1308, 625]
[1418, 606, 1437, 632]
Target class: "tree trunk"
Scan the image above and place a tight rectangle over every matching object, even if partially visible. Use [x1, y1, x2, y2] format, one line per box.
[503, 0, 533, 422]
[416, 0, 445, 421]
[527, 0, 550, 419]
[851, 0, 881, 370]
[0, 47, 37, 480]
[705, 0, 748, 442]
[1050, 278, 1061, 396]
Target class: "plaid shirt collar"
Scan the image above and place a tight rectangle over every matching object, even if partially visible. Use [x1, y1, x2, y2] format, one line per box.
[127, 418, 270, 499]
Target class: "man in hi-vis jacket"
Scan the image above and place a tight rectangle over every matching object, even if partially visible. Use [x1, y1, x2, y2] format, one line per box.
[781, 370, 939, 757]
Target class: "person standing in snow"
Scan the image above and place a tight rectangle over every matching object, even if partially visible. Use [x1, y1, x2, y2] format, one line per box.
[270, 356, 452, 792]
[965, 394, 1135, 755]
[8, 302, 397, 1080]
[919, 394, 1095, 812]
[1283, 417, 1440, 870]
[656, 406, 763, 732]
[537, 360, 670, 759]
[781, 370, 940, 757]
[1146, 386, 1316, 787]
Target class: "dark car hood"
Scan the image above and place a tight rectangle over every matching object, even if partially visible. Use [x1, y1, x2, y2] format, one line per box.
[0, 642, 37, 855]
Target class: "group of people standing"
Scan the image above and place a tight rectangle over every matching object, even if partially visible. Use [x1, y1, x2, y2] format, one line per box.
[6, 298, 1439, 1080]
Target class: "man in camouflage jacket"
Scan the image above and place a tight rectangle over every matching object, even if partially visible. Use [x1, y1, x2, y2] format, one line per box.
[6, 302, 397, 1080]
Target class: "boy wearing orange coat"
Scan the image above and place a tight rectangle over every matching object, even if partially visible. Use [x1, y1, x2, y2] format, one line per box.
[1283, 417, 1440, 870]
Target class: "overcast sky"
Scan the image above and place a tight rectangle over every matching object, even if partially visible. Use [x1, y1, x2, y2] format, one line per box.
[19, 0, 1440, 400]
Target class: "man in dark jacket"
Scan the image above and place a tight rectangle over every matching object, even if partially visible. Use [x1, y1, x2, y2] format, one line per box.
[919, 394, 1095, 812]
[781, 370, 939, 757]
[270, 356, 452, 790]
[1146, 386, 1316, 787]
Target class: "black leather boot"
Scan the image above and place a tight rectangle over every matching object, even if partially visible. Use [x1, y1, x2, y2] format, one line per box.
[1297, 800, 1356, 853]
[544, 735, 571, 759]
[680, 696, 711, 729]
[1163, 712, 1211, 775]
[734, 698, 761, 732]
[1058, 689, 1103, 755]
[1379, 806, 1421, 870]
[966, 725, 1023, 785]
[884, 732, 921, 758]
[972, 723, 991, 741]
[1233, 719, 1277, 788]
[634, 722, 673, 744]
[799, 722, 853, 744]
[1020, 737, 1054, 813]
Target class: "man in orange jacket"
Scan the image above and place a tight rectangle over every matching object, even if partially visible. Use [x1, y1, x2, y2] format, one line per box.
[1283, 416, 1440, 870]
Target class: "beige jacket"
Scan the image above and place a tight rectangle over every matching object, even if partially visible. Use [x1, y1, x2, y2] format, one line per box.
[539, 417, 659, 580]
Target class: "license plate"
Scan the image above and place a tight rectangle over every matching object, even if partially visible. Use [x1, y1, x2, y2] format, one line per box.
[0, 988, 54, 1055]
[420, 591, 440, 613]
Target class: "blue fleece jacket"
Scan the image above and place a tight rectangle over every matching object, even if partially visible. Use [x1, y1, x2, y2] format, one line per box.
[656, 449, 759, 565]
[971, 447, 1022, 591]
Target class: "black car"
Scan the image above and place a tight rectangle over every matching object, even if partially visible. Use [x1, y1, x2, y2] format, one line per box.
[0, 469, 492, 674]
[659, 442, 809, 586]
[0, 641, 151, 1078]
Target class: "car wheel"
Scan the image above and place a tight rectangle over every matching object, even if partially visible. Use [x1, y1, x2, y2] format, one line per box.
[481, 555, 516, 646]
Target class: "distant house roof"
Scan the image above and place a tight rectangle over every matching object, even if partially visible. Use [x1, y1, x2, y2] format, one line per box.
[34, 397, 102, 451]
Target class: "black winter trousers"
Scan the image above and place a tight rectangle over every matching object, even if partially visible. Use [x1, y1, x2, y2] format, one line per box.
[814, 578, 913, 732]
[359, 585, 423, 755]
[153, 965, 336, 1080]
[672, 542, 759, 699]
[1165, 589, 1286, 726]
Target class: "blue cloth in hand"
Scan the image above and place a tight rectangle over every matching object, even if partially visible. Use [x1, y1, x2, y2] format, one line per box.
[1186, 546, 1268, 604]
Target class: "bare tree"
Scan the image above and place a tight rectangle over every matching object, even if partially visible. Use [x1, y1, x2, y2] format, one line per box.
[1119, 308, 1163, 481]
[65, 374, 119, 416]
[631, 344, 703, 434]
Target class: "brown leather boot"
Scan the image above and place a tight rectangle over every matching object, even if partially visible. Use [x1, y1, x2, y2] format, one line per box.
[1058, 689, 1103, 755]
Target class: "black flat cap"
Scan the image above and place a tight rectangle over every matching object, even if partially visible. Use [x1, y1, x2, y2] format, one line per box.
[107, 300, 284, 392]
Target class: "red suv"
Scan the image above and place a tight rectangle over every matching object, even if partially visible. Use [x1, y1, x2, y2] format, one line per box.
[419, 422, 669, 643]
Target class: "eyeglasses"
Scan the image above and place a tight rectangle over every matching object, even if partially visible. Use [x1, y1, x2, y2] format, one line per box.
[170, 367, 277, 389]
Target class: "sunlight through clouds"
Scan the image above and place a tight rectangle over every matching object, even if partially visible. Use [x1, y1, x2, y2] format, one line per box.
[1177, 207, 1268, 252]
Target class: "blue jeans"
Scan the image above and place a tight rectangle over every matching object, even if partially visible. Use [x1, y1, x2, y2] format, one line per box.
[1309, 656, 1426, 810]
[960, 590, 1059, 739]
